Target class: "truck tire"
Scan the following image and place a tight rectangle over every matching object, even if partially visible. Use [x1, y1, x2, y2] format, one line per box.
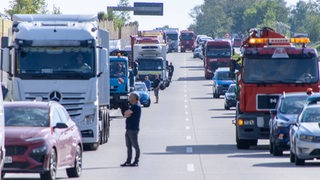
[224, 104, 230, 110]
[236, 130, 250, 149]
[290, 150, 295, 163]
[295, 155, 305, 166]
[83, 143, 99, 151]
[273, 143, 283, 156]
[269, 137, 274, 154]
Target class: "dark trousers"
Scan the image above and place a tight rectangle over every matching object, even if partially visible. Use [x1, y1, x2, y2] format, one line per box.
[125, 130, 140, 163]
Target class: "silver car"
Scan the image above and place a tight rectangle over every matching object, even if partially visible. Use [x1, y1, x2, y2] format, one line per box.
[290, 104, 320, 165]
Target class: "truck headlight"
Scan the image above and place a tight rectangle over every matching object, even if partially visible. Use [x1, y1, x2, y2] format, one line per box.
[299, 134, 314, 142]
[120, 95, 128, 100]
[84, 114, 95, 125]
[244, 120, 255, 126]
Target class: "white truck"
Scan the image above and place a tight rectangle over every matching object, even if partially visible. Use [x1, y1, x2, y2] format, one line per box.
[133, 44, 170, 88]
[1, 14, 110, 150]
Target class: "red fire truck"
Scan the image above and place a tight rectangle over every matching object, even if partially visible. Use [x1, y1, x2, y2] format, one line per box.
[204, 40, 232, 79]
[180, 30, 196, 52]
[231, 27, 319, 149]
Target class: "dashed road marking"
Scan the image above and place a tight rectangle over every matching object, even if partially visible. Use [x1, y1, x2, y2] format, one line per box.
[185, 126, 191, 130]
[186, 147, 193, 153]
[185, 111, 189, 115]
[185, 105, 188, 109]
[184, 99, 188, 103]
[186, 135, 192, 140]
[187, 164, 195, 172]
[185, 118, 189, 121]
[184, 94, 187, 97]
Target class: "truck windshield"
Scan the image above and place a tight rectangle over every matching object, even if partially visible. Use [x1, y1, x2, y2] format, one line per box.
[110, 61, 127, 77]
[279, 96, 307, 115]
[242, 58, 318, 84]
[181, 34, 194, 40]
[16, 47, 95, 79]
[207, 47, 231, 58]
[167, 34, 178, 40]
[138, 59, 163, 71]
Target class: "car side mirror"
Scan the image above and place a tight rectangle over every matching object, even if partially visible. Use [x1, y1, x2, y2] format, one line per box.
[54, 122, 68, 129]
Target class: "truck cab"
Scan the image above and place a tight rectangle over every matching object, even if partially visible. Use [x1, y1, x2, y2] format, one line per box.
[180, 30, 196, 52]
[165, 29, 179, 53]
[204, 40, 232, 79]
[232, 27, 319, 149]
[109, 55, 130, 114]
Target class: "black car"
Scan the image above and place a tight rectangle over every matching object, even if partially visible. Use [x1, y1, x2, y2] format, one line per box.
[269, 92, 308, 156]
[224, 84, 236, 110]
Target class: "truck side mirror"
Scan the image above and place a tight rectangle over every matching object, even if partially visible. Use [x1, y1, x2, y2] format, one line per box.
[2, 48, 11, 74]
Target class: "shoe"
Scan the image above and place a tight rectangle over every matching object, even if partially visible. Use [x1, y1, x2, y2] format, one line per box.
[130, 161, 139, 167]
[120, 162, 131, 167]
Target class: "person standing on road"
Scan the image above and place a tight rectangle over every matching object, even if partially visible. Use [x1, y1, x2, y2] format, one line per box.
[121, 92, 142, 167]
[153, 74, 161, 103]
[168, 62, 174, 82]
[144, 76, 151, 91]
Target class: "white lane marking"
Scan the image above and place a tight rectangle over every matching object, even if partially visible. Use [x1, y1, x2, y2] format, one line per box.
[186, 135, 192, 140]
[184, 89, 188, 93]
[184, 94, 187, 97]
[185, 111, 189, 115]
[187, 164, 195, 172]
[184, 99, 188, 103]
[185, 118, 189, 121]
[186, 147, 193, 153]
[185, 105, 188, 109]
[185, 126, 191, 130]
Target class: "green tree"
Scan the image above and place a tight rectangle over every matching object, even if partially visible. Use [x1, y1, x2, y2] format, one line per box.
[116, 0, 131, 26]
[5, 0, 48, 20]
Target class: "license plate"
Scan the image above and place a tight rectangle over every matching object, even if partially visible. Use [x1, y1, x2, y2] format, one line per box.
[4, 156, 12, 164]
[257, 117, 264, 127]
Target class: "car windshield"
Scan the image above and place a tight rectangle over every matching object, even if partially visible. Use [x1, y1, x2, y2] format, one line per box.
[216, 71, 232, 80]
[227, 85, 236, 93]
[301, 107, 320, 123]
[135, 84, 147, 91]
[5, 106, 49, 127]
[242, 58, 318, 84]
[181, 34, 194, 40]
[110, 61, 127, 77]
[16, 47, 95, 80]
[138, 59, 163, 70]
[207, 47, 231, 58]
[279, 96, 307, 114]
[167, 34, 178, 40]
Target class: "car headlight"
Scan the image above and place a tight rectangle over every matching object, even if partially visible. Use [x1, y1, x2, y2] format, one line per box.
[32, 145, 48, 154]
[299, 134, 315, 142]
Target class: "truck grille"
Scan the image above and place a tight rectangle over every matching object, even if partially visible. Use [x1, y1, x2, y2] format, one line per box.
[24, 92, 86, 117]
[256, 94, 280, 110]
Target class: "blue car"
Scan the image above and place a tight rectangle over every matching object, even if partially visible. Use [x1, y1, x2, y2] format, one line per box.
[134, 82, 151, 107]
[269, 92, 308, 156]
[212, 68, 235, 98]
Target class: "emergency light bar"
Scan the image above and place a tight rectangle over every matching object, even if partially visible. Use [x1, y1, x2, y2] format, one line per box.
[249, 37, 310, 44]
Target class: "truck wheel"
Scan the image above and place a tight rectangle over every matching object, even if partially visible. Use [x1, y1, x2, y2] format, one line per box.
[224, 104, 230, 110]
[236, 132, 250, 149]
[295, 155, 305, 166]
[213, 92, 220, 98]
[83, 143, 99, 151]
[269, 137, 274, 154]
[290, 150, 295, 163]
[273, 144, 283, 156]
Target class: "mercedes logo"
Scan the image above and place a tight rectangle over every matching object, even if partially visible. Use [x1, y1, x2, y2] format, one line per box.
[49, 91, 62, 102]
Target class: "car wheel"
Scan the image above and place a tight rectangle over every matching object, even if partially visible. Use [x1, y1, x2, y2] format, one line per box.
[83, 143, 99, 151]
[145, 99, 151, 107]
[67, 145, 82, 178]
[290, 150, 295, 163]
[40, 150, 57, 180]
[236, 132, 250, 149]
[295, 155, 305, 166]
[273, 143, 283, 156]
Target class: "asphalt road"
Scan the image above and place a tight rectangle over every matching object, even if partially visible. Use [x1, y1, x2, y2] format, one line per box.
[5, 52, 320, 180]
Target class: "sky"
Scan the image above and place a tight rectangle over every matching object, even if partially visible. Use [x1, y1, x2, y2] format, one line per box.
[0, 0, 300, 30]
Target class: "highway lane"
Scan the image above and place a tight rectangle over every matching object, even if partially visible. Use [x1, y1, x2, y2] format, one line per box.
[5, 52, 320, 180]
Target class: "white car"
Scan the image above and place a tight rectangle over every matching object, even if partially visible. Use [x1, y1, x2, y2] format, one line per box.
[290, 104, 320, 165]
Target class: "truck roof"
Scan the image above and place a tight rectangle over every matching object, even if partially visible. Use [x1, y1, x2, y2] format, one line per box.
[12, 14, 98, 41]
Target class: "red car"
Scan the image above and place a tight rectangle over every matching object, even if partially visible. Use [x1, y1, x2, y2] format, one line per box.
[3, 101, 83, 180]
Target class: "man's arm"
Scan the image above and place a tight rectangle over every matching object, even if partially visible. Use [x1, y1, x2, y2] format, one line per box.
[124, 109, 133, 118]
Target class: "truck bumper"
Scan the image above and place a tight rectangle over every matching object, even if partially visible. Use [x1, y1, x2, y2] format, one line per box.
[110, 93, 128, 109]
[236, 113, 270, 140]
